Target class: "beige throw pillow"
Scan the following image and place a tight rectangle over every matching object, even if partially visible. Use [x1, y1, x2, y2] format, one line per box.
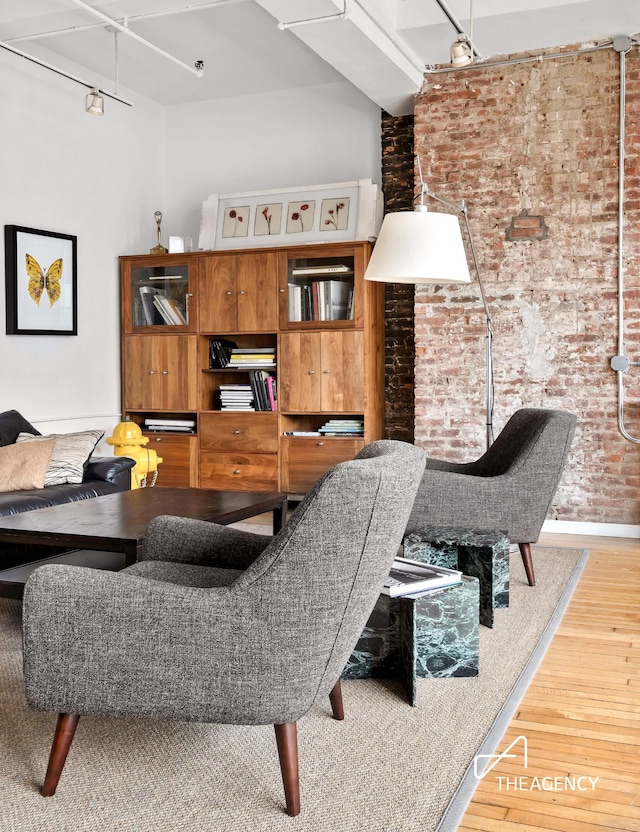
[16, 429, 104, 486]
[0, 438, 57, 492]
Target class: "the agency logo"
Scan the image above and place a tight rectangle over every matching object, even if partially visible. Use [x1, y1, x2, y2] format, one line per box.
[474, 735, 599, 792]
[474, 735, 528, 779]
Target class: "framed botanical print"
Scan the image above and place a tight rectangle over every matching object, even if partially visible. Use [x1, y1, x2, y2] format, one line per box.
[5, 225, 77, 335]
[199, 179, 382, 251]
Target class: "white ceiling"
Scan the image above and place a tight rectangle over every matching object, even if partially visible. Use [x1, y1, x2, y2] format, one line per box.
[1, 0, 639, 115]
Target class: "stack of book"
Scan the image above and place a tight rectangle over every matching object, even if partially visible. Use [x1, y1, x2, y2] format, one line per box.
[382, 558, 463, 597]
[318, 419, 364, 436]
[143, 418, 195, 433]
[227, 347, 276, 368]
[218, 384, 255, 411]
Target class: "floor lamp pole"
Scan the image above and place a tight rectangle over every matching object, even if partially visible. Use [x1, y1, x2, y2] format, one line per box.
[423, 187, 495, 449]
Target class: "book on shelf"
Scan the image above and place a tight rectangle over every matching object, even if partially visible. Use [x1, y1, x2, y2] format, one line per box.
[138, 285, 166, 325]
[165, 297, 187, 324]
[152, 295, 177, 326]
[218, 382, 256, 411]
[144, 425, 195, 433]
[290, 265, 350, 276]
[230, 347, 275, 354]
[248, 370, 276, 411]
[288, 284, 302, 322]
[144, 418, 195, 428]
[283, 431, 321, 436]
[266, 375, 277, 411]
[228, 359, 276, 366]
[318, 418, 364, 435]
[226, 346, 276, 368]
[209, 339, 238, 368]
[382, 558, 463, 597]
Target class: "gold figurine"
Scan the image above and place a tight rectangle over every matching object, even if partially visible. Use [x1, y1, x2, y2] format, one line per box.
[150, 211, 168, 254]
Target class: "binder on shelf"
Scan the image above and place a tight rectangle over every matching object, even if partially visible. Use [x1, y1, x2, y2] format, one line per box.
[209, 339, 238, 368]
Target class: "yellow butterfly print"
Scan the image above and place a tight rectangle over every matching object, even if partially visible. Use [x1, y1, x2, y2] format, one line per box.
[25, 254, 63, 307]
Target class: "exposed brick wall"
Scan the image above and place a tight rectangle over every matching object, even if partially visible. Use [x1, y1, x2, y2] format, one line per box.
[413, 42, 640, 526]
[381, 111, 415, 443]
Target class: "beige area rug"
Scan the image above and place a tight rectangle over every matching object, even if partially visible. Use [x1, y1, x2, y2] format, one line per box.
[0, 545, 587, 832]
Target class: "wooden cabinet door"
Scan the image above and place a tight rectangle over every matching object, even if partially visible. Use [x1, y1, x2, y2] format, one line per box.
[199, 255, 237, 332]
[281, 437, 365, 493]
[200, 452, 279, 491]
[236, 253, 278, 331]
[122, 335, 196, 411]
[123, 336, 162, 409]
[279, 332, 322, 412]
[145, 434, 198, 487]
[160, 335, 197, 410]
[199, 252, 278, 333]
[321, 331, 364, 412]
[200, 412, 278, 453]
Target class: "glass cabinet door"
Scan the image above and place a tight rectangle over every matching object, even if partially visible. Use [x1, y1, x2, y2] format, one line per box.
[123, 259, 194, 331]
[283, 254, 355, 325]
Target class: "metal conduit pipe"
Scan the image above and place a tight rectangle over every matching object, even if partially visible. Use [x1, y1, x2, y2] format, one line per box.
[609, 36, 640, 443]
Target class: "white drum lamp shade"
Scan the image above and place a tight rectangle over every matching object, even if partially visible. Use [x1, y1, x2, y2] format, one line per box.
[364, 210, 471, 285]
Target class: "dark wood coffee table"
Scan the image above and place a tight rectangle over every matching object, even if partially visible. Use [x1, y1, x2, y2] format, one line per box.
[0, 487, 287, 599]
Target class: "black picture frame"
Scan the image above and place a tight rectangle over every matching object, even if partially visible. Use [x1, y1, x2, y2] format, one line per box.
[5, 225, 77, 335]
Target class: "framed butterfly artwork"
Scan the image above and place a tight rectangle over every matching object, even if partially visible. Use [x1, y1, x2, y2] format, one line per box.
[5, 225, 77, 335]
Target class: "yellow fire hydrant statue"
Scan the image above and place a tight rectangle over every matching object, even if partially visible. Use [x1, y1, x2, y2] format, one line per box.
[106, 422, 162, 489]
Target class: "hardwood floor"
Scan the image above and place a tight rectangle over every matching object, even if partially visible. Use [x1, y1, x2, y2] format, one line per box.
[458, 532, 640, 832]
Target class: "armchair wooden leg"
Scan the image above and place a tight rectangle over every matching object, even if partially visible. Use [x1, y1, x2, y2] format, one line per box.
[42, 713, 80, 797]
[519, 542, 536, 587]
[329, 679, 345, 721]
[274, 722, 300, 817]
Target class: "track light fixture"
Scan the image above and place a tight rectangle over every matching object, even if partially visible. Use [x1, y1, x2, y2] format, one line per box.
[85, 88, 104, 115]
[451, 34, 473, 67]
[450, 0, 475, 67]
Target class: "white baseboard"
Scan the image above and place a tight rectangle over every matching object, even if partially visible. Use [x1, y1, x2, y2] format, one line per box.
[542, 519, 640, 539]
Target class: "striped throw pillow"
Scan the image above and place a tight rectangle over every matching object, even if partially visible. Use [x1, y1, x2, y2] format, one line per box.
[16, 429, 104, 486]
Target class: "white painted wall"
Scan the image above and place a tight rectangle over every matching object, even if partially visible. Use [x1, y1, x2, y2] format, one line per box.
[163, 81, 382, 243]
[0, 50, 165, 451]
[0, 60, 381, 454]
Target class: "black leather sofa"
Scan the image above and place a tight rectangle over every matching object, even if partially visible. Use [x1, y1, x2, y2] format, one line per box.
[0, 410, 135, 567]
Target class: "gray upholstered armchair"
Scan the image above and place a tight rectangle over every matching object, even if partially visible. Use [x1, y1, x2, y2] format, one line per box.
[404, 408, 576, 587]
[22, 440, 426, 816]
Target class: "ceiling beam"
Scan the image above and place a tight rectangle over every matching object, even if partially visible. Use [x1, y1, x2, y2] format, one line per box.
[254, 0, 425, 115]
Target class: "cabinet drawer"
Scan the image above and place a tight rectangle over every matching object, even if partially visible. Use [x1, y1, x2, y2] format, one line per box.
[199, 412, 278, 453]
[200, 452, 278, 491]
[144, 434, 198, 488]
[281, 438, 365, 493]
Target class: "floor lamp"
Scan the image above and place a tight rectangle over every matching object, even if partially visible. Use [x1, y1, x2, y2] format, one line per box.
[364, 169, 495, 449]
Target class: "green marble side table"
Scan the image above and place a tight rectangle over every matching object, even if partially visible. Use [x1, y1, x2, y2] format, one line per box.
[403, 526, 510, 628]
[343, 576, 479, 706]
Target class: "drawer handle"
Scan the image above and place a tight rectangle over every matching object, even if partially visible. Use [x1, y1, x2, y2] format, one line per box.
[308, 370, 315, 375]
[233, 430, 241, 435]
[323, 369, 330, 374]
[233, 469, 241, 475]
[239, 290, 246, 295]
[279, 288, 285, 293]
[317, 442, 324, 446]
[162, 370, 168, 375]
[226, 290, 233, 296]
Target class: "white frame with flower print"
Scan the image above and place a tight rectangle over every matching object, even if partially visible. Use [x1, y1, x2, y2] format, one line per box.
[199, 179, 381, 251]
